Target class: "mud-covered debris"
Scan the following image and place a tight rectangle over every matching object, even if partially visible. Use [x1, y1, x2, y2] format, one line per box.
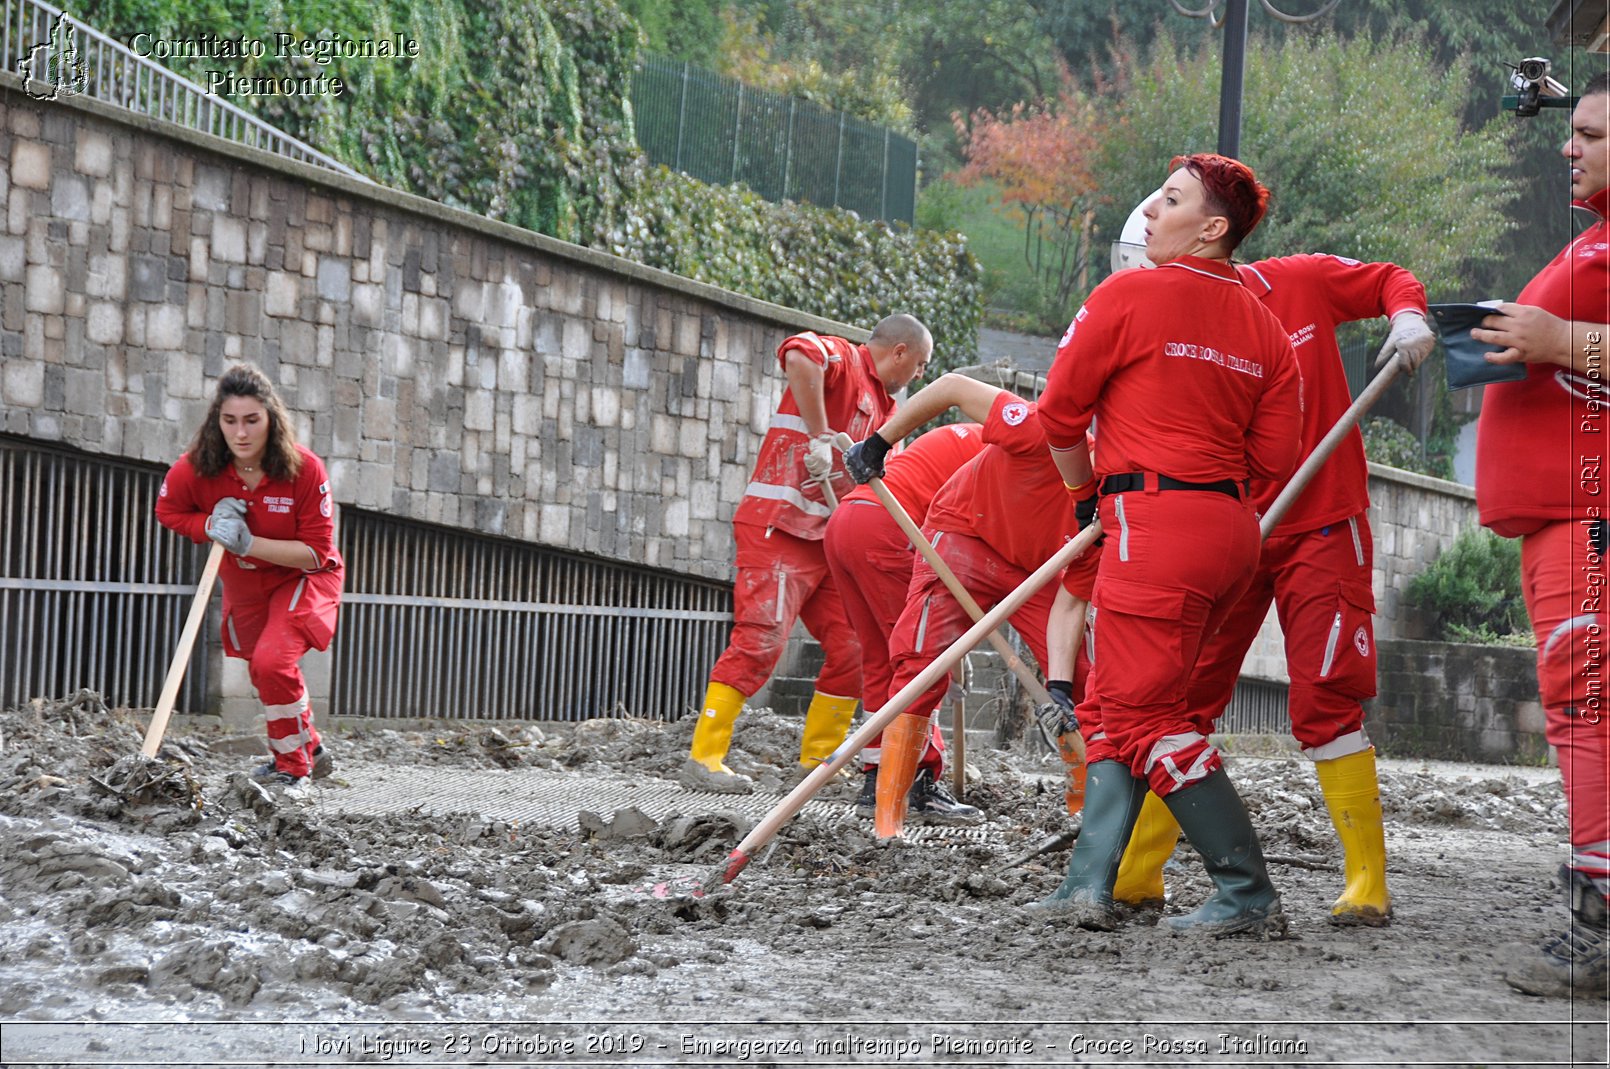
[539, 917, 638, 966]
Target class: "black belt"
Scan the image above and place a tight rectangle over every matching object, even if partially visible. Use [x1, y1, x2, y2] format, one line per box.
[1099, 472, 1245, 499]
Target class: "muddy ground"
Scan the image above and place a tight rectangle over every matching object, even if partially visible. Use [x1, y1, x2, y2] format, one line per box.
[0, 690, 1605, 1068]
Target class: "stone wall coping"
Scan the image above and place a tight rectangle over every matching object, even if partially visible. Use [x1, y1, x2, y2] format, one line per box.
[1367, 461, 1476, 501]
[0, 71, 869, 343]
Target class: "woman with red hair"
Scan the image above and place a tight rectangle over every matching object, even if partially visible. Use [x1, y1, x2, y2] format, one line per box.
[1032, 154, 1304, 935]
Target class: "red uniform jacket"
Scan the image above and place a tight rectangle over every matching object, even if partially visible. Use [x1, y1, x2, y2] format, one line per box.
[924, 392, 1097, 598]
[1039, 255, 1303, 488]
[1238, 254, 1427, 534]
[840, 422, 984, 523]
[1477, 187, 1610, 536]
[156, 445, 342, 605]
[733, 332, 897, 540]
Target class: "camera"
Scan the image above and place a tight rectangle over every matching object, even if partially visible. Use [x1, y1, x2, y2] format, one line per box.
[1507, 56, 1569, 118]
[1516, 57, 1551, 85]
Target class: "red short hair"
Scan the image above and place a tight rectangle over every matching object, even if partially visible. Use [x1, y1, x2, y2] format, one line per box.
[1169, 153, 1269, 249]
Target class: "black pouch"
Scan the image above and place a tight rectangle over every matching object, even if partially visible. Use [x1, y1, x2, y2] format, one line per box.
[1428, 302, 1529, 390]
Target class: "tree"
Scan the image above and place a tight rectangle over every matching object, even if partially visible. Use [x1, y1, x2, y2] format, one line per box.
[1089, 30, 1520, 301]
[952, 74, 1108, 311]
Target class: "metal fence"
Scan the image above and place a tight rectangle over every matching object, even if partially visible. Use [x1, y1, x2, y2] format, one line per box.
[333, 510, 733, 721]
[632, 54, 917, 225]
[0, 436, 735, 722]
[0, 435, 213, 712]
[2, 0, 366, 182]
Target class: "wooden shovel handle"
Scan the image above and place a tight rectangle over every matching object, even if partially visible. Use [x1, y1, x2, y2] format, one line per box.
[141, 542, 225, 758]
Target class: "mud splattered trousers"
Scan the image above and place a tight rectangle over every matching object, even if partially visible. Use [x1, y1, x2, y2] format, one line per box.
[1184, 512, 1377, 758]
[222, 564, 344, 778]
[1078, 489, 1259, 798]
[1524, 519, 1610, 894]
[708, 522, 863, 700]
[885, 530, 1056, 772]
[823, 500, 946, 776]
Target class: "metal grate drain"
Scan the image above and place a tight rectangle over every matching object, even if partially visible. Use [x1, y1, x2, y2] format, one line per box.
[292, 763, 1000, 848]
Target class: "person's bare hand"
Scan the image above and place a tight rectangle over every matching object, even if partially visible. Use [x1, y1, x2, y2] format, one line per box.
[1470, 303, 1571, 366]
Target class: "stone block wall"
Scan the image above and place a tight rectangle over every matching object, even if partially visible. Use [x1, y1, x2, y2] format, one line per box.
[0, 77, 863, 587]
[1368, 639, 1546, 763]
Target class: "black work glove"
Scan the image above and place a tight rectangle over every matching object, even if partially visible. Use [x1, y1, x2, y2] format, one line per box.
[1073, 491, 1104, 547]
[844, 433, 893, 484]
[1592, 519, 1608, 557]
[1034, 679, 1080, 747]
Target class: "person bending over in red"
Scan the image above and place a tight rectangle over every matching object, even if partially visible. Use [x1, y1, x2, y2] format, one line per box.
[156, 363, 344, 789]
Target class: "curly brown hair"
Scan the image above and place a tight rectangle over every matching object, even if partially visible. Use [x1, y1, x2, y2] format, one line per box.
[187, 363, 304, 480]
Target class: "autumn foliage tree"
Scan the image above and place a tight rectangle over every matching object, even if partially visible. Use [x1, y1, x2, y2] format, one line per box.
[952, 76, 1107, 312]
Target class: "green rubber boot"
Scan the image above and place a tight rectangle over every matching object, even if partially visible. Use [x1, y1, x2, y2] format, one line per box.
[1028, 760, 1147, 930]
[1162, 767, 1288, 937]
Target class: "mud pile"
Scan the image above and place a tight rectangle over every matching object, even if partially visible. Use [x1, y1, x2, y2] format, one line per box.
[0, 691, 1578, 1053]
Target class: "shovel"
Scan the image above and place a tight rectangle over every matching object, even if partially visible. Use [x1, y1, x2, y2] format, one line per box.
[95, 542, 223, 798]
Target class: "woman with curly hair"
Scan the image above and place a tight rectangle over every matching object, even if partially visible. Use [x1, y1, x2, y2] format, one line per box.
[155, 363, 344, 787]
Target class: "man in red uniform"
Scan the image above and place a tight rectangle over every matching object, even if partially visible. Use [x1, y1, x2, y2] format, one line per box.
[1470, 75, 1610, 998]
[1104, 237, 1437, 927]
[823, 421, 985, 821]
[843, 372, 1097, 838]
[1035, 154, 1303, 936]
[156, 364, 344, 787]
[689, 314, 932, 783]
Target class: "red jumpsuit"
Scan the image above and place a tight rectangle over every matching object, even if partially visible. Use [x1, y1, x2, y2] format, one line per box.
[710, 333, 897, 698]
[884, 393, 1098, 733]
[156, 445, 344, 778]
[1477, 186, 1610, 886]
[1185, 255, 1428, 756]
[1039, 256, 1302, 798]
[823, 423, 985, 775]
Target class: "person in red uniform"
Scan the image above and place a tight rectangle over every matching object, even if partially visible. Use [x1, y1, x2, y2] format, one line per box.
[823, 421, 985, 821]
[1102, 229, 1438, 926]
[1470, 75, 1610, 998]
[155, 363, 343, 788]
[1034, 154, 1303, 935]
[843, 373, 1098, 838]
[689, 314, 932, 783]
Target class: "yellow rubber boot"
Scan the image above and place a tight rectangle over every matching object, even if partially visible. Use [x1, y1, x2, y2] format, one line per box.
[1111, 790, 1181, 909]
[1314, 746, 1393, 926]
[873, 714, 929, 840]
[799, 691, 859, 768]
[690, 681, 746, 773]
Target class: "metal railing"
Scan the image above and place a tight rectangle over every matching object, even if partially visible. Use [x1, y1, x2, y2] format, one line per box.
[0, 435, 213, 712]
[632, 54, 917, 225]
[331, 510, 734, 722]
[2, 0, 367, 182]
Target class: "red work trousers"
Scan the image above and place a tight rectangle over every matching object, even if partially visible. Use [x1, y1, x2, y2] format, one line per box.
[709, 522, 862, 699]
[1185, 512, 1377, 757]
[887, 530, 1055, 774]
[223, 565, 344, 777]
[1524, 519, 1610, 882]
[1078, 490, 1259, 798]
[823, 499, 947, 774]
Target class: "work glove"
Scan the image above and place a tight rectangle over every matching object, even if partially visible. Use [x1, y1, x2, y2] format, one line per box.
[844, 433, 893, 484]
[802, 433, 836, 485]
[205, 497, 253, 556]
[1034, 679, 1080, 750]
[1072, 490, 1104, 548]
[1376, 311, 1438, 373]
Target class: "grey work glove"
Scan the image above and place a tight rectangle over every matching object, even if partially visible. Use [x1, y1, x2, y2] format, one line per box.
[1376, 311, 1438, 372]
[205, 497, 253, 556]
[802, 433, 835, 485]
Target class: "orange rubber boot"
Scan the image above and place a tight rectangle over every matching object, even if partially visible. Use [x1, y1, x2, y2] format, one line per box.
[873, 714, 929, 840]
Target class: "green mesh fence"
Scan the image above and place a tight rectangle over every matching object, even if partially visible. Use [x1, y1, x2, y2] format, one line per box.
[631, 54, 917, 224]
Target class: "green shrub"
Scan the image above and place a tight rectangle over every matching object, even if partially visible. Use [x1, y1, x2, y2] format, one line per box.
[1404, 527, 1530, 644]
[599, 167, 984, 370]
[1362, 417, 1439, 479]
